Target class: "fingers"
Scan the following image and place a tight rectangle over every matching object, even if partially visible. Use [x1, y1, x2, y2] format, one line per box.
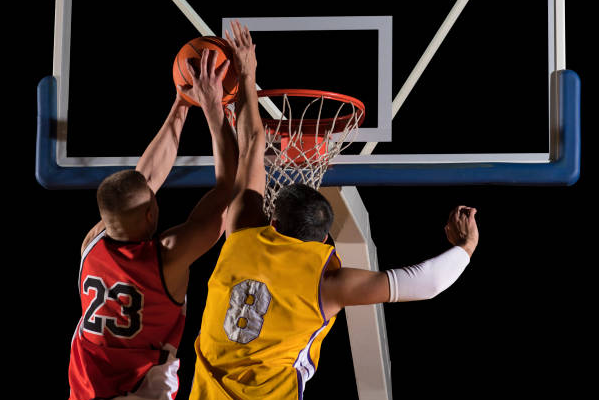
[200, 49, 209, 79]
[460, 206, 477, 221]
[203, 49, 217, 78]
[444, 205, 479, 252]
[447, 205, 478, 227]
[449, 205, 476, 217]
[224, 29, 236, 49]
[187, 49, 222, 83]
[467, 207, 477, 221]
[225, 22, 241, 48]
[448, 205, 461, 223]
[215, 59, 230, 80]
[186, 58, 198, 81]
[226, 20, 252, 48]
[243, 24, 253, 45]
[232, 20, 243, 45]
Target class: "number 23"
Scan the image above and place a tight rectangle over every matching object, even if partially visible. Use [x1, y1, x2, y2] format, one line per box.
[82, 276, 143, 338]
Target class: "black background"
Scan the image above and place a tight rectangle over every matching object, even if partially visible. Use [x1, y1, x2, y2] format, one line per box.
[16, 1, 595, 399]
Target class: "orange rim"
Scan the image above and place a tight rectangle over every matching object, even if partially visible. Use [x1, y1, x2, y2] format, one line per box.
[256, 89, 365, 135]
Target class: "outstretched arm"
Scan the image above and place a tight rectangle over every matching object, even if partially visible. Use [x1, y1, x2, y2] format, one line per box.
[159, 50, 239, 303]
[224, 21, 269, 235]
[81, 93, 190, 255]
[321, 205, 479, 320]
[136, 95, 189, 193]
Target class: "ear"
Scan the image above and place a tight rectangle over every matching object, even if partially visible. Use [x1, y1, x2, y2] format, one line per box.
[146, 197, 158, 222]
[322, 233, 329, 243]
[146, 206, 154, 224]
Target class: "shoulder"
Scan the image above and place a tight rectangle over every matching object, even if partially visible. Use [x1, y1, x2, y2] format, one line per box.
[81, 222, 106, 257]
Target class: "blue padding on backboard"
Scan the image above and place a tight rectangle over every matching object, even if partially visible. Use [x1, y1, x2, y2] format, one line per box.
[36, 71, 580, 189]
[322, 69, 580, 186]
[35, 75, 217, 189]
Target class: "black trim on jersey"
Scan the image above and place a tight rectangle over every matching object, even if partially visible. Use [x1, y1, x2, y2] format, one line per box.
[79, 230, 107, 296]
[158, 348, 170, 365]
[102, 235, 145, 245]
[324, 232, 335, 247]
[129, 375, 144, 398]
[156, 238, 185, 307]
[318, 247, 340, 323]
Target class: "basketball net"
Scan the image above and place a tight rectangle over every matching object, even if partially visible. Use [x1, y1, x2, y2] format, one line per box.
[226, 90, 364, 218]
[260, 91, 364, 217]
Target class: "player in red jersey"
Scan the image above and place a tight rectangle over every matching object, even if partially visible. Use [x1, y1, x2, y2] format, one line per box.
[68, 49, 238, 400]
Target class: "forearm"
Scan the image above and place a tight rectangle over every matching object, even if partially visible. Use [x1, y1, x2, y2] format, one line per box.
[235, 75, 265, 157]
[223, 24, 268, 234]
[136, 97, 188, 193]
[225, 75, 267, 233]
[203, 106, 238, 189]
[386, 246, 470, 302]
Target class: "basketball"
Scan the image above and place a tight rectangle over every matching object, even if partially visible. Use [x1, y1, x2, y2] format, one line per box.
[173, 36, 238, 107]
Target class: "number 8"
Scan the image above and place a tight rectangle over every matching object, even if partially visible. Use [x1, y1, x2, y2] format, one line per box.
[224, 280, 271, 344]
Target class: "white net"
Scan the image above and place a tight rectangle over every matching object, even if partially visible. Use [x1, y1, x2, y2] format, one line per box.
[261, 93, 363, 217]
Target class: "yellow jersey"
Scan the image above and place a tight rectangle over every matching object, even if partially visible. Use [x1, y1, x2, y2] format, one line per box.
[189, 226, 341, 400]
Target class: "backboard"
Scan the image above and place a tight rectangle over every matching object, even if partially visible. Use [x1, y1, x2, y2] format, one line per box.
[38, 2, 582, 399]
[36, 0, 580, 189]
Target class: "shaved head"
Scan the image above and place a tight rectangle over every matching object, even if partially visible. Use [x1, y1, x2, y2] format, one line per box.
[97, 170, 151, 215]
[97, 170, 158, 240]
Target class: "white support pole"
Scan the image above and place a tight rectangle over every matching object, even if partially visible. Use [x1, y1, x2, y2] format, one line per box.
[360, 0, 469, 155]
[53, 0, 72, 163]
[320, 186, 393, 400]
[548, 0, 566, 160]
[171, 0, 215, 35]
[553, 0, 566, 71]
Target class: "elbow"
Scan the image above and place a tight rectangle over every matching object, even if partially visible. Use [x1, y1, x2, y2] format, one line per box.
[213, 176, 237, 199]
[214, 179, 236, 197]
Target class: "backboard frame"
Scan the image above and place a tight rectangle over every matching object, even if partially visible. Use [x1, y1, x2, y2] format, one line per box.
[36, 0, 579, 189]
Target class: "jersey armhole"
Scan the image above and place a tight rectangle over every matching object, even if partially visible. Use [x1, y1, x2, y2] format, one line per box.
[317, 248, 341, 323]
[156, 239, 186, 307]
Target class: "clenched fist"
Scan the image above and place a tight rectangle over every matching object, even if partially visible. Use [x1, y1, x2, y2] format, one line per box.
[445, 205, 479, 257]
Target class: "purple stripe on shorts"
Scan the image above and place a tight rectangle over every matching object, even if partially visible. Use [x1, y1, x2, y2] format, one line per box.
[297, 369, 303, 400]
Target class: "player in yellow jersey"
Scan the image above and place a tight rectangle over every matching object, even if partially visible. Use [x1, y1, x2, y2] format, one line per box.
[189, 21, 479, 400]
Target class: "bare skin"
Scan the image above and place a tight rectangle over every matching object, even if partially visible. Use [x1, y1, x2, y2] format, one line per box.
[80, 94, 190, 254]
[320, 206, 479, 320]
[82, 49, 238, 304]
[224, 20, 269, 236]
[222, 21, 479, 323]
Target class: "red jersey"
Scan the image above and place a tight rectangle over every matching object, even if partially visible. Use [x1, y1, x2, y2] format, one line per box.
[68, 230, 186, 400]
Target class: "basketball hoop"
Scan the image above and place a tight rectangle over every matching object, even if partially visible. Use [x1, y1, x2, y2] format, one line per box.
[257, 89, 365, 217]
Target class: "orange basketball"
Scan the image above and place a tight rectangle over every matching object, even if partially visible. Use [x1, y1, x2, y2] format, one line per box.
[173, 37, 238, 107]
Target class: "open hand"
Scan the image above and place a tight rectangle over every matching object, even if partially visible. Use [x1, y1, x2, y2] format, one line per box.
[445, 205, 479, 257]
[224, 20, 257, 78]
[177, 49, 230, 111]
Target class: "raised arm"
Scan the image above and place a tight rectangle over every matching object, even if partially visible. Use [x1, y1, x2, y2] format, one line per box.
[159, 50, 239, 302]
[320, 205, 479, 321]
[136, 94, 189, 193]
[224, 21, 269, 235]
[81, 91, 190, 255]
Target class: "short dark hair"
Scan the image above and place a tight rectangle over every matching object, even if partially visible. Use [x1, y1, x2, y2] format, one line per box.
[97, 169, 149, 215]
[272, 184, 333, 242]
